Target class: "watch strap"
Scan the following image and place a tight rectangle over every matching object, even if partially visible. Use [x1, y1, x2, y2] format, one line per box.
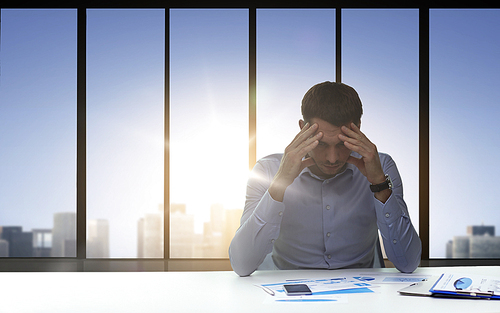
[369, 174, 392, 192]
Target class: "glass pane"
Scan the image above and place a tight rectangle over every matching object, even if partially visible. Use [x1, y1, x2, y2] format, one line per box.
[0, 9, 77, 257]
[170, 9, 248, 258]
[256, 9, 335, 160]
[87, 9, 165, 258]
[342, 9, 420, 235]
[430, 9, 500, 258]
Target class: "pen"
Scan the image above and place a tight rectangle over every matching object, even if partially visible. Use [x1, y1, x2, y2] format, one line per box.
[255, 285, 275, 296]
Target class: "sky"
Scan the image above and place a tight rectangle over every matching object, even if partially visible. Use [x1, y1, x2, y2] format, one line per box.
[1, 8, 499, 258]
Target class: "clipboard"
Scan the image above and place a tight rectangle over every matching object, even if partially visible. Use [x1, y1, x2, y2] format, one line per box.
[428, 273, 500, 299]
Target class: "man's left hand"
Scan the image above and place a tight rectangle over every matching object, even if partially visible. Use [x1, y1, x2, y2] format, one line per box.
[338, 123, 386, 186]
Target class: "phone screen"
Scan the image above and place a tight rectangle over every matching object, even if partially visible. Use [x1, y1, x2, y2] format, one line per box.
[283, 284, 312, 296]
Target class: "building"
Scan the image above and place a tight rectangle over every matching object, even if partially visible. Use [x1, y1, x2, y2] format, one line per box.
[0, 226, 33, 257]
[170, 207, 195, 257]
[0, 239, 9, 257]
[448, 225, 500, 258]
[51, 212, 76, 257]
[32, 229, 52, 257]
[87, 219, 110, 258]
[137, 207, 164, 258]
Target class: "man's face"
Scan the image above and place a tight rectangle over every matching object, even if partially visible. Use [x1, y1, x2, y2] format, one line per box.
[300, 117, 353, 179]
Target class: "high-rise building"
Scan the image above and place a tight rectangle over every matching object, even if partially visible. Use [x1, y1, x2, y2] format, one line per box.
[0, 239, 9, 257]
[0, 226, 33, 257]
[137, 210, 163, 258]
[451, 236, 470, 258]
[51, 212, 76, 257]
[170, 210, 195, 257]
[87, 219, 110, 258]
[470, 235, 500, 258]
[467, 225, 495, 236]
[448, 225, 500, 258]
[32, 229, 52, 257]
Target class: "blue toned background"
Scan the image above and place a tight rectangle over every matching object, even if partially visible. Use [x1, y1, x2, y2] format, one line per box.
[1, 8, 499, 259]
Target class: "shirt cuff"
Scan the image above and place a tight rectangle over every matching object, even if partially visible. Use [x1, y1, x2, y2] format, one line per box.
[374, 192, 402, 225]
[254, 190, 286, 224]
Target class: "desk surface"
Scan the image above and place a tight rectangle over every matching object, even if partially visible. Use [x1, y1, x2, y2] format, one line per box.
[1, 266, 499, 313]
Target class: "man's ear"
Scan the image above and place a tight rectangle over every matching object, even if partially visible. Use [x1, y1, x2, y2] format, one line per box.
[299, 119, 305, 129]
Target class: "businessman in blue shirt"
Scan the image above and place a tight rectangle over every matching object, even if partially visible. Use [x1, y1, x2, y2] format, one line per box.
[229, 81, 421, 276]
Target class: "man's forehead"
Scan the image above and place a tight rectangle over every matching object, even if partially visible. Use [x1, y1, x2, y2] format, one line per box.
[310, 118, 347, 135]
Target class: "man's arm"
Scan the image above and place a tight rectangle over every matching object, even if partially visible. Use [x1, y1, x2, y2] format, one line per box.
[228, 158, 284, 276]
[375, 154, 421, 273]
[229, 123, 322, 276]
[339, 123, 421, 272]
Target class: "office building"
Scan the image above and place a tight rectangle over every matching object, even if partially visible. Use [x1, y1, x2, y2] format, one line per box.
[87, 219, 110, 258]
[467, 225, 495, 236]
[0, 239, 9, 257]
[52, 212, 76, 257]
[170, 209, 195, 257]
[0, 226, 33, 257]
[448, 225, 500, 258]
[470, 236, 500, 258]
[451, 236, 470, 258]
[32, 229, 52, 257]
[137, 212, 163, 258]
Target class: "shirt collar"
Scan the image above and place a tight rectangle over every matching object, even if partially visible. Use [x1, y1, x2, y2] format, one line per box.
[300, 162, 355, 181]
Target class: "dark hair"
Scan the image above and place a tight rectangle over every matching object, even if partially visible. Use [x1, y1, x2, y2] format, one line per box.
[301, 81, 363, 126]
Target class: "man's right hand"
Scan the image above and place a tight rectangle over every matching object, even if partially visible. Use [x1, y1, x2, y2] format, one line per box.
[268, 122, 323, 202]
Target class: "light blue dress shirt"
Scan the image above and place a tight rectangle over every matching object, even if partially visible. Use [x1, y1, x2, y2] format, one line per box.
[229, 152, 421, 276]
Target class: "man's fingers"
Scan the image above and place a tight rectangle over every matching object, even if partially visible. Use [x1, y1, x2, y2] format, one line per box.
[301, 156, 316, 171]
[290, 123, 318, 148]
[346, 155, 364, 169]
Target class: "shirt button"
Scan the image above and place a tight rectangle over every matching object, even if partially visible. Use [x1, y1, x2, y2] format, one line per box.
[278, 211, 283, 216]
[385, 213, 390, 218]
[327, 255, 332, 259]
[326, 205, 331, 210]
[393, 239, 397, 244]
[271, 239, 275, 243]
[326, 232, 331, 237]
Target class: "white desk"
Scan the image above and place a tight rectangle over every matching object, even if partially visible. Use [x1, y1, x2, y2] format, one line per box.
[1, 266, 499, 313]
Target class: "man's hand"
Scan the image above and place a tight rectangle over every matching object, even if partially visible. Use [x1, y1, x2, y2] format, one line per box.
[339, 123, 391, 203]
[269, 123, 323, 202]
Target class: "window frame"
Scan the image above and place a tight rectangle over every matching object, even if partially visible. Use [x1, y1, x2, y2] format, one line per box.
[0, 2, 498, 271]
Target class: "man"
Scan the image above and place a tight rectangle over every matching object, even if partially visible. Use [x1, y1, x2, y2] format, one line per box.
[229, 81, 421, 277]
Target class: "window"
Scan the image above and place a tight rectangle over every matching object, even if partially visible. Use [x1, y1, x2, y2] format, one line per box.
[0, 9, 77, 257]
[169, 9, 248, 258]
[256, 9, 335, 159]
[86, 9, 165, 258]
[2, 5, 499, 270]
[430, 9, 500, 258]
[343, 9, 419, 232]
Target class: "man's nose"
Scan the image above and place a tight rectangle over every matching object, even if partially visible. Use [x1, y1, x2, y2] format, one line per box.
[325, 146, 339, 164]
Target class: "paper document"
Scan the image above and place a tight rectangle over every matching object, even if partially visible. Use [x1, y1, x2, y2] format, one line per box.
[430, 272, 500, 299]
[260, 277, 375, 296]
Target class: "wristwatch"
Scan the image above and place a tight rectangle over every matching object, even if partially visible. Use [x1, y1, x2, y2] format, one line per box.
[369, 174, 393, 192]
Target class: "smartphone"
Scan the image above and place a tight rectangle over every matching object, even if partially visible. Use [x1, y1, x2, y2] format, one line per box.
[283, 284, 312, 296]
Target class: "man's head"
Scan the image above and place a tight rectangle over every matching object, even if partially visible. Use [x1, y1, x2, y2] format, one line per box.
[300, 82, 363, 178]
[301, 81, 363, 127]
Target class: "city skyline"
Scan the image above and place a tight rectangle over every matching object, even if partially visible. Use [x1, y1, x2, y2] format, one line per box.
[0, 202, 242, 258]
